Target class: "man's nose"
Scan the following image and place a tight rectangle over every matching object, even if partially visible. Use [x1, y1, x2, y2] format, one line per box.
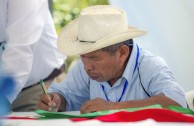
[83, 60, 94, 72]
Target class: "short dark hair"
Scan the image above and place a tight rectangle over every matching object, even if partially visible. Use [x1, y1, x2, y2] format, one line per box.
[101, 39, 133, 55]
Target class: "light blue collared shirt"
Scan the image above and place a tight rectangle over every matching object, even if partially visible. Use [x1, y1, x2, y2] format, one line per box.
[49, 43, 187, 111]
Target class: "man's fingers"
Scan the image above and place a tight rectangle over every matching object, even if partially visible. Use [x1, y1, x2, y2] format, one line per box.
[49, 93, 61, 111]
[80, 105, 97, 114]
[38, 94, 54, 111]
[80, 100, 97, 114]
[80, 98, 111, 114]
[51, 93, 61, 106]
[38, 101, 50, 111]
[38, 93, 63, 112]
[41, 94, 51, 103]
[80, 101, 89, 113]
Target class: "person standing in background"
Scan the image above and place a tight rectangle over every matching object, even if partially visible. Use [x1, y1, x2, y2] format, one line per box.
[0, 0, 66, 111]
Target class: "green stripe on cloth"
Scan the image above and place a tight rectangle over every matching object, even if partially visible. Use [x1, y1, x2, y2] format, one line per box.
[35, 104, 162, 119]
[166, 106, 194, 115]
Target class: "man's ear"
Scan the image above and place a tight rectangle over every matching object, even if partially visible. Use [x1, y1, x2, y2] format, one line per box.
[118, 45, 130, 62]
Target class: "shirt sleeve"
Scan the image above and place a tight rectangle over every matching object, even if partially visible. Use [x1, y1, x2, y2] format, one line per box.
[2, 0, 49, 103]
[140, 51, 187, 108]
[49, 59, 90, 111]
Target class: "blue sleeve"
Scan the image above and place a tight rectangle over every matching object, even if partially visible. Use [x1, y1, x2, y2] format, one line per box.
[49, 59, 90, 111]
[140, 51, 187, 108]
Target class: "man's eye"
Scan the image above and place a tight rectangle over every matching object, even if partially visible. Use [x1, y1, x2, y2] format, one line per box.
[80, 55, 85, 58]
[91, 57, 99, 61]
[89, 57, 94, 60]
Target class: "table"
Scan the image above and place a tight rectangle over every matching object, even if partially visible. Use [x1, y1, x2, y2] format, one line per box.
[1, 111, 194, 126]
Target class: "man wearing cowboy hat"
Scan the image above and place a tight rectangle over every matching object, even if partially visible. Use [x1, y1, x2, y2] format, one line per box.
[38, 5, 187, 113]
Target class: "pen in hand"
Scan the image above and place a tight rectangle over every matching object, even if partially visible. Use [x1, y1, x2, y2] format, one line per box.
[40, 79, 54, 111]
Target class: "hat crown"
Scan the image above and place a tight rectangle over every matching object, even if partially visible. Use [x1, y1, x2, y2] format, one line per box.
[78, 5, 128, 42]
[57, 5, 146, 56]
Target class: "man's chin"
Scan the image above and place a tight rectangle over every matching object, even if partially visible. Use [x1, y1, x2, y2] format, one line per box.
[95, 79, 104, 82]
[90, 76, 104, 82]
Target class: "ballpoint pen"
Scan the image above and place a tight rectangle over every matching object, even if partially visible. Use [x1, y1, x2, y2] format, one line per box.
[40, 79, 54, 111]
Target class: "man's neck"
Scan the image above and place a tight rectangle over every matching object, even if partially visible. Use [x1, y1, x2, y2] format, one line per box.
[108, 47, 132, 86]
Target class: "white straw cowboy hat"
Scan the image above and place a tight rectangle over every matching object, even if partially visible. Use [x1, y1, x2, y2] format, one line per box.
[57, 5, 146, 56]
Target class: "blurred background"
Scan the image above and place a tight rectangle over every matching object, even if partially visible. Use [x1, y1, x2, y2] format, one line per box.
[51, 0, 108, 72]
[50, 0, 194, 92]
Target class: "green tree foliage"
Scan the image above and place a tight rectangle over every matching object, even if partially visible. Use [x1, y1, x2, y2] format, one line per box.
[53, 0, 109, 34]
[53, 0, 109, 71]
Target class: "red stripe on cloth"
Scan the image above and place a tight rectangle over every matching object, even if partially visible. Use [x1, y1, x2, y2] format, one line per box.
[71, 109, 194, 123]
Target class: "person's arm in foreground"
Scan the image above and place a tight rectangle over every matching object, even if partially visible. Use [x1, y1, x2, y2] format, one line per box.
[38, 92, 180, 113]
[80, 94, 180, 114]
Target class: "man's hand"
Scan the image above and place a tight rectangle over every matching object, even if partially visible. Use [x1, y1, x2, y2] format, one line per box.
[80, 98, 115, 114]
[38, 93, 62, 112]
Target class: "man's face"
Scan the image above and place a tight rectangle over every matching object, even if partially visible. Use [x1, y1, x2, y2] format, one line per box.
[80, 49, 124, 82]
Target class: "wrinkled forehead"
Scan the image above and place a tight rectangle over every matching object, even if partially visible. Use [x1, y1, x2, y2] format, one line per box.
[80, 49, 110, 57]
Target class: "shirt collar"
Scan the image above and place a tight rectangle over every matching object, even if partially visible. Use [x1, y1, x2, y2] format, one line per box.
[122, 42, 139, 84]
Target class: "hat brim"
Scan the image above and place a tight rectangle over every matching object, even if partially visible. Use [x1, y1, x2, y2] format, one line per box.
[57, 19, 146, 56]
